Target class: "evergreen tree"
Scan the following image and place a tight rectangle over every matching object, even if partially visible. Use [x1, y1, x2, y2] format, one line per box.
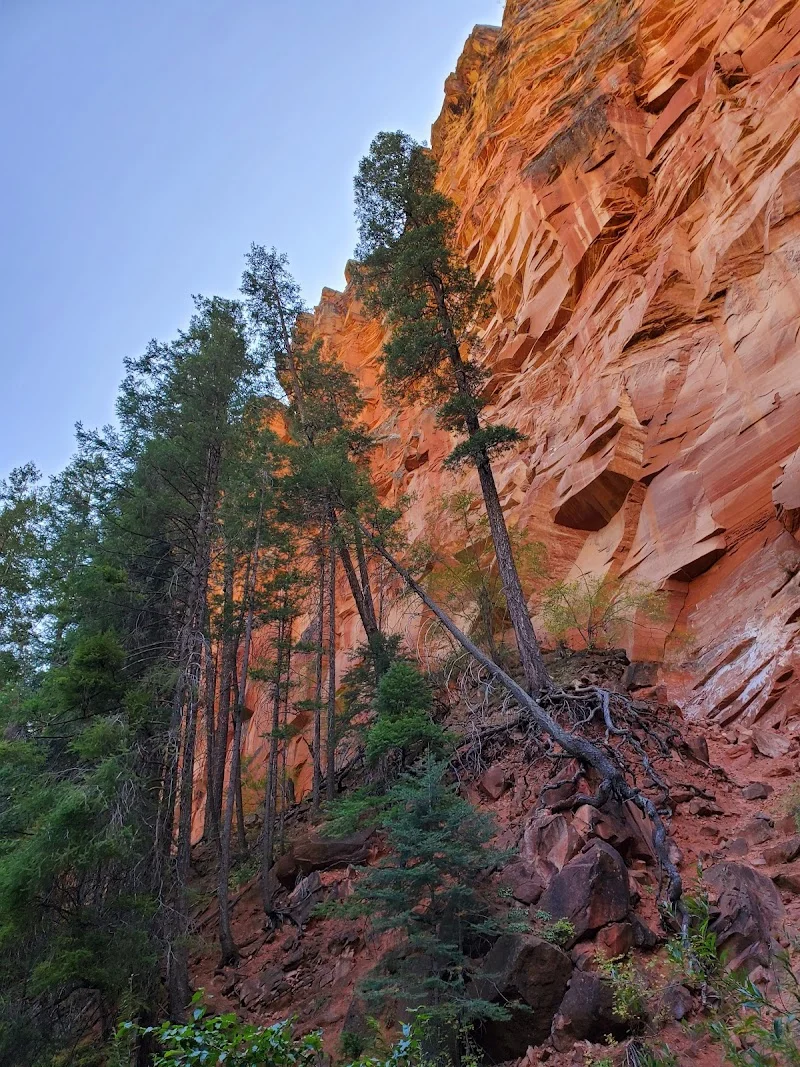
[354, 132, 548, 694]
[347, 753, 509, 1032]
[365, 659, 446, 767]
[242, 246, 393, 679]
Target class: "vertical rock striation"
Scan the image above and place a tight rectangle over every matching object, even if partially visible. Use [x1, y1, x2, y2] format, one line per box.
[235, 0, 800, 805]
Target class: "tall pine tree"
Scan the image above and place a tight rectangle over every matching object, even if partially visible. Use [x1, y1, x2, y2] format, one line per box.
[354, 132, 548, 695]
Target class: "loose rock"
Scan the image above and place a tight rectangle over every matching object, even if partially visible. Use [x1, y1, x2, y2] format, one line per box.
[538, 842, 630, 943]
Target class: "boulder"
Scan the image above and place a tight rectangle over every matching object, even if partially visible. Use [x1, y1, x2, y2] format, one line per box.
[572, 799, 656, 863]
[595, 921, 634, 958]
[630, 914, 660, 949]
[501, 860, 546, 905]
[744, 727, 792, 759]
[762, 835, 800, 867]
[684, 734, 710, 763]
[706, 861, 786, 972]
[623, 661, 659, 691]
[742, 782, 773, 801]
[772, 863, 800, 894]
[550, 971, 629, 1051]
[286, 870, 323, 926]
[660, 981, 693, 1022]
[293, 830, 373, 874]
[271, 831, 373, 888]
[479, 765, 514, 800]
[472, 934, 572, 1058]
[538, 842, 630, 942]
[740, 817, 774, 848]
[688, 797, 722, 816]
[521, 810, 585, 881]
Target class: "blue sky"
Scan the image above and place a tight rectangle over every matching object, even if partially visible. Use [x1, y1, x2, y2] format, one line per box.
[0, 0, 501, 477]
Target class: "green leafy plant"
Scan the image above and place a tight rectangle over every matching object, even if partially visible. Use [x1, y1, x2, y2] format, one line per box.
[119, 994, 323, 1067]
[596, 954, 652, 1029]
[708, 963, 800, 1066]
[665, 890, 721, 986]
[542, 573, 666, 652]
[631, 1045, 679, 1067]
[532, 910, 576, 947]
[783, 783, 800, 832]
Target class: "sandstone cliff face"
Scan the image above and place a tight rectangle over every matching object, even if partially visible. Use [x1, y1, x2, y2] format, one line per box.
[235, 0, 800, 803]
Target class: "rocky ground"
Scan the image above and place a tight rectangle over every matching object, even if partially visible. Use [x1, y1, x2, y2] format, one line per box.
[188, 651, 800, 1066]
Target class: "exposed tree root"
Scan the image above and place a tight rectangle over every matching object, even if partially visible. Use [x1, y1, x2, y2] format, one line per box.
[355, 521, 689, 936]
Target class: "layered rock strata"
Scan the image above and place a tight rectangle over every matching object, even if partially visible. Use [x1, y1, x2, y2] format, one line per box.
[227, 0, 800, 806]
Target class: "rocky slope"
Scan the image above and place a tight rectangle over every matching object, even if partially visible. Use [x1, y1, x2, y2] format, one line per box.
[214, 0, 800, 806]
[187, 3, 800, 1058]
[190, 654, 800, 1064]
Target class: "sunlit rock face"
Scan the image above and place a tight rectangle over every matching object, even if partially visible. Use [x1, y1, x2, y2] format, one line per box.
[206, 0, 800, 817]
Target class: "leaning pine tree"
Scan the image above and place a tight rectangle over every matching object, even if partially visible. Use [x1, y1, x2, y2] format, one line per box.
[354, 132, 548, 695]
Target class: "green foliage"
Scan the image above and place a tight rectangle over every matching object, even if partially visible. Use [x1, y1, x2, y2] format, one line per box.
[632, 1046, 679, 1067]
[365, 660, 447, 765]
[596, 954, 652, 1029]
[0, 631, 159, 1065]
[668, 893, 800, 1064]
[541, 573, 667, 651]
[353, 131, 522, 475]
[532, 910, 576, 948]
[708, 965, 800, 1065]
[783, 783, 800, 832]
[340, 752, 510, 1028]
[0, 463, 44, 680]
[416, 491, 547, 663]
[665, 890, 721, 986]
[121, 994, 323, 1067]
[443, 427, 526, 471]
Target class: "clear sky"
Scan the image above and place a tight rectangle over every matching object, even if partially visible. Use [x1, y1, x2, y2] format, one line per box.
[0, 0, 501, 478]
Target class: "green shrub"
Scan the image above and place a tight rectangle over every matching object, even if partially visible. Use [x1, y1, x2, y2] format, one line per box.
[365, 661, 446, 766]
[596, 954, 652, 1029]
[542, 573, 666, 651]
[118, 995, 322, 1067]
[532, 910, 575, 947]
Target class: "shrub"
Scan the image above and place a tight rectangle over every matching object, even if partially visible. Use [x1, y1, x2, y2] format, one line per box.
[364, 661, 446, 766]
[596, 954, 652, 1029]
[532, 910, 575, 947]
[542, 573, 666, 652]
[117, 996, 322, 1067]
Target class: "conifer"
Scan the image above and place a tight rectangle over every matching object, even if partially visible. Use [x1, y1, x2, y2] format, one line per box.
[354, 132, 548, 694]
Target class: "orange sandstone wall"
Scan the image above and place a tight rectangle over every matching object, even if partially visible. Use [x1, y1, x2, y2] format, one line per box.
[229, 0, 800, 811]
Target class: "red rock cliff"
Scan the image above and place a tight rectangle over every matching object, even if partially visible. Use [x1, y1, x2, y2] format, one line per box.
[231, 0, 800, 806]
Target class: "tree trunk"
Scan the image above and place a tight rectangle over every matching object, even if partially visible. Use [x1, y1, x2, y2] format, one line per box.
[312, 541, 326, 811]
[329, 505, 384, 679]
[261, 610, 286, 912]
[279, 616, 292, 853]
[216, 494, 263, 965]
[212, 554, 236, 832]
[201, 635, 218, 847]
[428, 273, 547, 695]
[474, 457, 548, 694]
[326, 545, 337, 803]
[167, 442, 221, 1019]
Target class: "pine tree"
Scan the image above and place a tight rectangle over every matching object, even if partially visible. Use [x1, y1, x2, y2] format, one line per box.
[0, 464, 44, 683]
[242, 246, 393, 680]
[354, 132, 548, 695]
[348, 753, 509, 1032]
[117, 294, 264, 1017]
